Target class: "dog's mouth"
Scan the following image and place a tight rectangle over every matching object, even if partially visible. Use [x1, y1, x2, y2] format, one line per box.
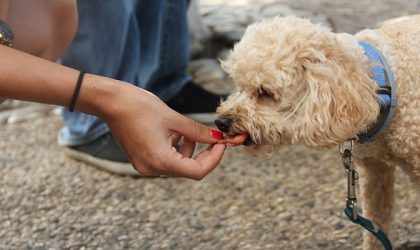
[214, 117, 255, 146]
[242, 134, 254, 146]
[217, 132, 254, 146]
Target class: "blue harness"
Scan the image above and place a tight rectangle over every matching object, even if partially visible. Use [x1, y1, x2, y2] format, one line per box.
[356, 41, 398, 143]
[341, 41, 398, 250]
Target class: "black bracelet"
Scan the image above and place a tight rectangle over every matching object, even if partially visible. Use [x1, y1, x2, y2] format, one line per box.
[68, 71, 85, 112]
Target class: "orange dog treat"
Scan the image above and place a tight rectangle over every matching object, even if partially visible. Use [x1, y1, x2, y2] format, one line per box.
[217, 134, 247, 146]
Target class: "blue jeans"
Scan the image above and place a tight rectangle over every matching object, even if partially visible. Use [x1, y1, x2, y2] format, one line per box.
[58, 0, 191, 146]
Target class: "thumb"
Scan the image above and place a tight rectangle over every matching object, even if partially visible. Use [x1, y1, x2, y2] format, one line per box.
[169, 113, 224, 144]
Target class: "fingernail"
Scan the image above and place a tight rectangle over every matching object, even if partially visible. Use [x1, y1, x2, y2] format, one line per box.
[210, 129, 224, 140]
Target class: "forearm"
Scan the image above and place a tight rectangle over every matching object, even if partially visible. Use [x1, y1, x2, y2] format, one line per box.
[0, 45, 119, 118]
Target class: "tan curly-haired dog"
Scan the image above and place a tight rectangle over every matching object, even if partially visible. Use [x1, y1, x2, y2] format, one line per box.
[216, 15, 420, 250]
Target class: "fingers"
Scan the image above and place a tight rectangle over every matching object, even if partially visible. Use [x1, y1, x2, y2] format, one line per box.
[167, 143, 226, 180]
[132, 137, 226, 180]
[168, 113, 223, 144]
[169, 133, 182, 146]
[178, 138, 196, 158]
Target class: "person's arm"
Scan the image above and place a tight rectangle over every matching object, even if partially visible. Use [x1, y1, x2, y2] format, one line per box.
[0, 0, 78, 103]
[0, 45, 81, 106]
[0, 46, 226, 179]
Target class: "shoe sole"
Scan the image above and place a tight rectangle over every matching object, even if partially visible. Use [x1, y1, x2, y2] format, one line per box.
[63, 147, 140, 176]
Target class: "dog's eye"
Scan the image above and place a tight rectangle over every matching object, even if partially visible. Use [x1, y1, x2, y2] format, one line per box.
[257, 87, 273, 99]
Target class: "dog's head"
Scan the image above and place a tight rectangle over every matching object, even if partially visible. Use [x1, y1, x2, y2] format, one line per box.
[216, 16, 380, 153]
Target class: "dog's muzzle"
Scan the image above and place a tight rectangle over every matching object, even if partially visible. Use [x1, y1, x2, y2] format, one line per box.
[215, 117, 254, 146]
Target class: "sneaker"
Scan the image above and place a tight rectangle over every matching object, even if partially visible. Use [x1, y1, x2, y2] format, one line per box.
[166, 81, 227, 123]
[63, 132, 140, 176]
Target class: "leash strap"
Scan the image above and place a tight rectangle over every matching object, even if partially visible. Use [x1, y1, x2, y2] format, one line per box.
[339, 140, 393, 250]
[344, 208, 393, 250]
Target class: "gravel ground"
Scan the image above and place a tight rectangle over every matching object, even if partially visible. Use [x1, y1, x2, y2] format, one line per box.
[1, 1, 420, 249]
[1, 114, 419, 250]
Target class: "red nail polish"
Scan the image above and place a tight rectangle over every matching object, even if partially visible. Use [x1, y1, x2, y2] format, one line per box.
[210, 129, 224, 140]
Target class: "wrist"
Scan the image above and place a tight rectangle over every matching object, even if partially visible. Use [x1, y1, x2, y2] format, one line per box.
[75, 74, 123, 119]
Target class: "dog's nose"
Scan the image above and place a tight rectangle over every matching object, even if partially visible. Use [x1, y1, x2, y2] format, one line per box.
[215, 117, 232, 132]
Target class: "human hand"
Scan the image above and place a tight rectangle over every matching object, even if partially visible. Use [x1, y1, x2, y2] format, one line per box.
[97, 80, 226, 180]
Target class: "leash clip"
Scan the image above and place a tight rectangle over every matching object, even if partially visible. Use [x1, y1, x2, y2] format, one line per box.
[339, 140, 358, 220]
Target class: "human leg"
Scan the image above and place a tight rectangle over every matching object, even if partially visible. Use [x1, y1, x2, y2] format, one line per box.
[59, 0, 194, 146]
[59, 0, 224, 175]
[58, 0, 142, 146]
[0, 0, 77, 103]
[58, 0, 188, 175]
[8, 0, 78, 61]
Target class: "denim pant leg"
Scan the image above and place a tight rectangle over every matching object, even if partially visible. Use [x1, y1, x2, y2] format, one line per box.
[59, 0, 191, 146]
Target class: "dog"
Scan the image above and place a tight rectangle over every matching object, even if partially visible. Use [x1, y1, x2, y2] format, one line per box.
[216, 15, 420, 250]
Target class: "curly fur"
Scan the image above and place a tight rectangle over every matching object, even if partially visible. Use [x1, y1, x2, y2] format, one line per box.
[217, 15, 420, 250]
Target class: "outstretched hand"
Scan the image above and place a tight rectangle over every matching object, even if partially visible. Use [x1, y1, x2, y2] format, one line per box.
[0, 45, 225, 181]
[100, 81, 226, 180]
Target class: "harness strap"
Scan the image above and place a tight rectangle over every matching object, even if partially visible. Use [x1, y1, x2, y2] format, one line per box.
[344, 208, 393, 250]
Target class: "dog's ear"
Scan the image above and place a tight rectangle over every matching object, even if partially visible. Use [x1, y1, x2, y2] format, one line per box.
[293, 55, 380, 147]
